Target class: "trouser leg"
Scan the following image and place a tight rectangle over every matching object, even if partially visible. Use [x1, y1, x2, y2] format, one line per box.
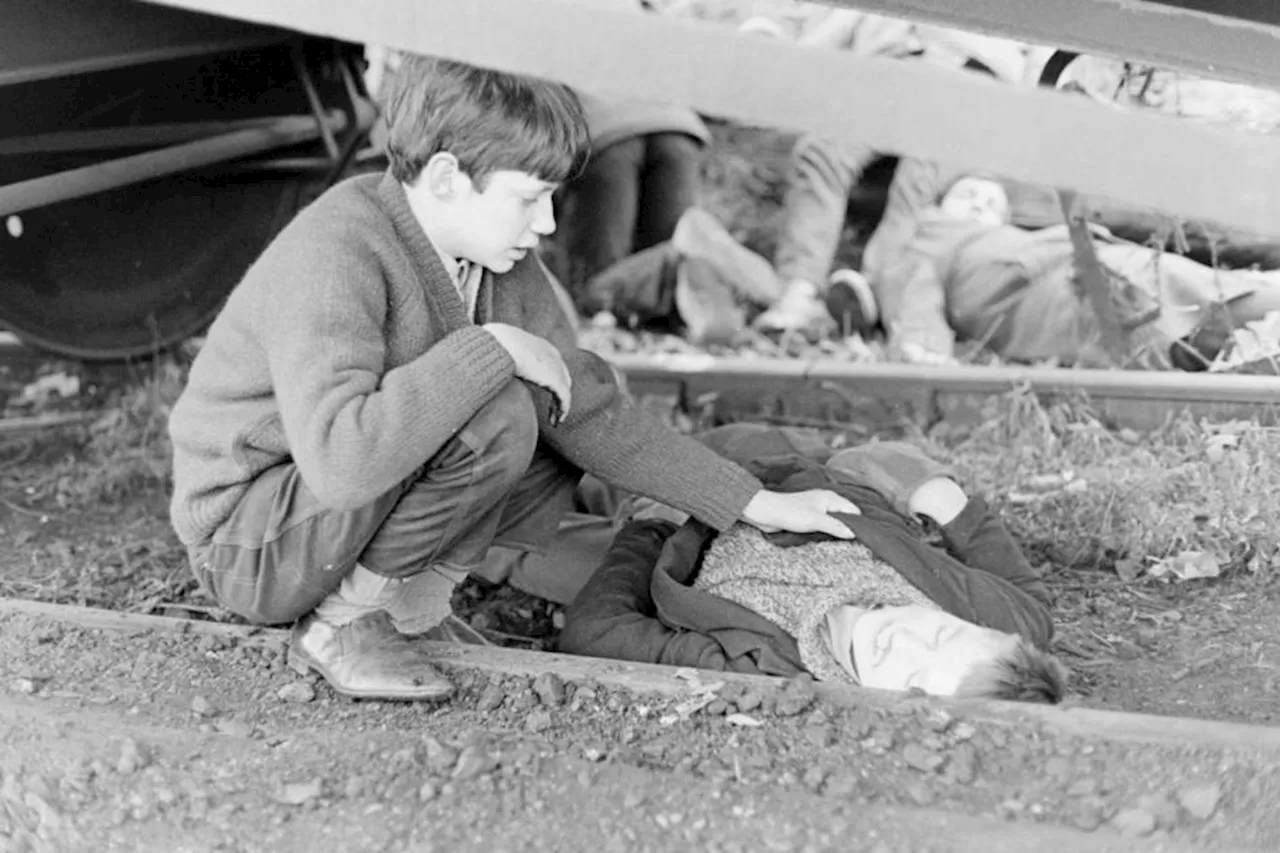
[633, 133, 702, 253]
[773, 134, 874, 287]
[189, 380, 554, 624]
[558, 138, 645, 299]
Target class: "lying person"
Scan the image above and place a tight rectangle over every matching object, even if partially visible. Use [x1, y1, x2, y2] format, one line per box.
[860, 159, 1280, 369]
[559, 424, 1067, 703]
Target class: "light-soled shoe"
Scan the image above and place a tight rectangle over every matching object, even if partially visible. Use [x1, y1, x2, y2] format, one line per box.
[287, 610, 454, 701]
[752, 278, 834, 338]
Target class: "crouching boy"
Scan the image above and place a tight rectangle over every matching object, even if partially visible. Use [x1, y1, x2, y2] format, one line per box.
[167, 56, 861, 702]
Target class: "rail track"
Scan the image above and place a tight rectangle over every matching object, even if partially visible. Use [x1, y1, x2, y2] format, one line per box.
[4, 331, 1280, 434]
[617, 352, 1280, 432]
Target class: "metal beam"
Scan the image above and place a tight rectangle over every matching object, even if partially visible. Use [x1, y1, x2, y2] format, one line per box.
[137, 0, 1280, 237]
[0, 0, 290, 87]
[0, 112, 346, 217]
[828, 0, 1280, 89]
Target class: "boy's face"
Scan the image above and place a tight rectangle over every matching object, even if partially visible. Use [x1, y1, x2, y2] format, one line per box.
[849, 605, 1017, 696]
[939, 177, 1010, 228]
[449, 169, 558, 272]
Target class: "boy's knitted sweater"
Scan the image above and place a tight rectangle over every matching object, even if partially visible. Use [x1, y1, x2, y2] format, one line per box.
[695, 523, 936, 683]
[168, 172, 762, 545]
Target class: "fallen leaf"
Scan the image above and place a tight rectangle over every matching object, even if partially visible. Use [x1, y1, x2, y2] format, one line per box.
[274, 777, 323, 806]
[1023, 473, 1068, 492]
[1205, 433, 1239, 463]
[1149, 550, 1221, 581]
[1115, 557, 1144, 583]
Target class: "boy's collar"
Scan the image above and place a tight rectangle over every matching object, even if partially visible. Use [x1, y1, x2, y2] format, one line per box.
[378, 173, 472, 284]
[376, 173, 472, 321]
[432, 244, 462, 284]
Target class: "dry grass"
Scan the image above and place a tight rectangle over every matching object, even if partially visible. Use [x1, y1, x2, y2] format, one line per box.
[934, 390, 1280, 578]
[0, 354, 192, 612]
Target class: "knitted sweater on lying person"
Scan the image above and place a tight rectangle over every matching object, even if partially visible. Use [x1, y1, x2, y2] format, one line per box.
[694, 524, 936, 684]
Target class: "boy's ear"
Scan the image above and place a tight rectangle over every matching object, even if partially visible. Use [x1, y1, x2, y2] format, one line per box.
[421, 152, 464, 199]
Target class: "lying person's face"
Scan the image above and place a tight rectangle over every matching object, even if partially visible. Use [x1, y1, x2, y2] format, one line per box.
[850, 605, 1019, 695]
[938, 177, 1010, 228]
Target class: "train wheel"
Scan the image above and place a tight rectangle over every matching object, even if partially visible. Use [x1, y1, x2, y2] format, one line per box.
[0, 169, 304, 360]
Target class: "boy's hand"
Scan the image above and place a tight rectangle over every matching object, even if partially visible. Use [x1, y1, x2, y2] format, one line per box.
[482, 323, 572, 424]
[741, 489, 860, 539]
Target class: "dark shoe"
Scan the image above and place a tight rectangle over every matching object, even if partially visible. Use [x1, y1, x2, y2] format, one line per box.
[288, 611, 454, 701]
[824, 269, 879, 339]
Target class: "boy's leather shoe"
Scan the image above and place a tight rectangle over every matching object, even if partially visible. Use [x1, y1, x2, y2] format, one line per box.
[287, 611, 454, 701]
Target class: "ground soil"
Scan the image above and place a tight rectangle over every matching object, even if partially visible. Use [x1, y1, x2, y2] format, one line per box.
[3, 607, 1280, 853]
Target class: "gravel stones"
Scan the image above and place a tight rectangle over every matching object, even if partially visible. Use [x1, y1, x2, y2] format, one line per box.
[476, 681, 505, 712]
[273, 778, 323, 806]
[451, 746, 499, 781]
[524, 708, 555, 734]
[532, 673, 566, 707]
[1111, 807, 1158, 837]
[734, 691, 763, 713]
[277, 682, 316, 704]
[941, 743, 978, 786]
[772, 676, 817, 717]
[214, 719, 254, 738]
[116, 739, 150, 775]
[1178, 782, 1222, 821]
[423, 736, 459, 774]
[901, 743, 945, 774]
[10, 677, 38, 695]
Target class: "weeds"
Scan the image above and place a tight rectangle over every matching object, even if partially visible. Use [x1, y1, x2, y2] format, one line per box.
[939, 387, 1280, 577]
[1, 353, 192, 611]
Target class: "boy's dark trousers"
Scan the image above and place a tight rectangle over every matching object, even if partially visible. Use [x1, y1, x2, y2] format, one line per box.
[188, 381, 616, 625]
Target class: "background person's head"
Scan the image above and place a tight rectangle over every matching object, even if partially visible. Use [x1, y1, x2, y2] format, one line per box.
[846, 604, 1067, 703]
[379, 55, 591, 271]
[938, 176, 1010, 228]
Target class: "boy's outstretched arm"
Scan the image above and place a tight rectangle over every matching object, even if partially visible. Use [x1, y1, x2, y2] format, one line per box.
[509, 256, 859, 534]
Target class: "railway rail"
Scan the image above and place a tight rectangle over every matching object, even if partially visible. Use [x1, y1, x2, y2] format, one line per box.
[3, 330, 1280, 434]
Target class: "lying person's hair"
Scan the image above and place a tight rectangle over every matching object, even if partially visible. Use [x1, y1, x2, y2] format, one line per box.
[955, 639, 1069, 704]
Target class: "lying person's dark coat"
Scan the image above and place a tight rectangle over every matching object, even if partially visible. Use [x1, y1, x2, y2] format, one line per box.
[558, 427, 1053, 677]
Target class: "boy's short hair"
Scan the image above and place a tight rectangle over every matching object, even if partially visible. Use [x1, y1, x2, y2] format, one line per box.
[956, 640, 1069, 704]
[380, 54, 590, 188]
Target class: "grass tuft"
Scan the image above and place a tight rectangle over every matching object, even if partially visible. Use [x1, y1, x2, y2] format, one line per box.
[938, 389, 1280, 577]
